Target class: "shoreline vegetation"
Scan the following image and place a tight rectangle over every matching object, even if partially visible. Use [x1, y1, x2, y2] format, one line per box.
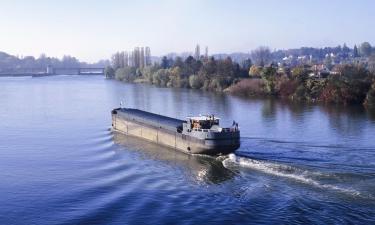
[106, 45, 375, 108]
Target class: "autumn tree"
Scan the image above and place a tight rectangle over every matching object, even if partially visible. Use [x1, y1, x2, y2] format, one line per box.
[249, 65, 261, 77]
[291, 66, 309, 83]
[261, 66, 277, 94]
[364, 82, 375, 107]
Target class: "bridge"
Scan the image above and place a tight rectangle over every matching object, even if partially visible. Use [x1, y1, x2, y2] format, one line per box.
[0, 66, 105, 77]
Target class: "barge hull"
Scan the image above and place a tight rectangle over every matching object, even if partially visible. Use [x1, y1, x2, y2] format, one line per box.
[112, 110, 239, 155]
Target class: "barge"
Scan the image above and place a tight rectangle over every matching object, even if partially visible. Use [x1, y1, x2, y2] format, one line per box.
[111, 108, 240, 155]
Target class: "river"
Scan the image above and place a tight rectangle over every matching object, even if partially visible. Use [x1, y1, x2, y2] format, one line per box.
[0, 75, 374, 224]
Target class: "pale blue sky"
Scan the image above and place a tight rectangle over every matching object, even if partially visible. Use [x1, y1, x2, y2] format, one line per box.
[0, 0, 374, 62]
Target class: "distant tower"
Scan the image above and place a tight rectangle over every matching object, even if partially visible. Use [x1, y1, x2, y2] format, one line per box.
[145, 47, 151, 66]
[195, 44, 200, 59]
[205, 46, 208, 58]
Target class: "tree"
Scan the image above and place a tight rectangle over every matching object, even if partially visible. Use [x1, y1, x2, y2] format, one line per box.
[251, 46, 271, 66]
[115, 67, 136, 82]
[189, 75, 204, 89]
[241, 58, 252, 71]
[261, 66, 277, 94]
[104, 66, 115, 78]
[37, 54, 48, 68]
[353, 45, 359, 58]
[336, 64, 369, 81]
[291, 66, 308, 81]
[360, 42, 372, 57]
[368, 55, 375, 74]
[249, 65, 261, 77]
[217, 57, 234, 77]
[342, 43, 350, 53]
[111, 52, 122, 69]
[161, 56, 169, 69]
[184, 56, 201, 75]
[168, 66, 185, 87]
[141, 65, 160, 82]
[324, 56, 333, 70]
[365, 82, 375, 107]
[61, 55, 80, 68]
[342, 43, 350, 58]
[320, 64, 371, 105]
[194, 44, 200, 59]
[152, 69, 170, 86]
[200, 57, 216, 76]
[173, 57, 184, 68]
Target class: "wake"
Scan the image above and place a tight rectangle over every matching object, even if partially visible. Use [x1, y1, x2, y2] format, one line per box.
[221, 154, 367, 198]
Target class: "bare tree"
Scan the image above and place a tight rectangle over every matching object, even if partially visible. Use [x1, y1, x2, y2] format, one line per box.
[195, 44, 200, 60]
[251, 46, 272, 67]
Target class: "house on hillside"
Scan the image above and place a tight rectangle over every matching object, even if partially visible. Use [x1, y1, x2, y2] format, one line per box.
[310, 64, 330, 78]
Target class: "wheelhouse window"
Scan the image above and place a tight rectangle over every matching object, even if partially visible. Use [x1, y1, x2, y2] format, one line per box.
[189, 116, 220, 130]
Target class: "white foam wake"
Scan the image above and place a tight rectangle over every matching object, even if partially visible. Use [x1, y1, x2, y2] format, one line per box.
[222, 154, 362, 197]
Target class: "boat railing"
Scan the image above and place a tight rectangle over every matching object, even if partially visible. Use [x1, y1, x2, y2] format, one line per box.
[192, 127, 239, 133]
[192, 128, 209, 132]
[222, 128, 239, 132]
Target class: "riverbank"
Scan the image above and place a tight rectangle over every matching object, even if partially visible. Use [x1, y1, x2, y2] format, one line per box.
[107, 60, 375, 108]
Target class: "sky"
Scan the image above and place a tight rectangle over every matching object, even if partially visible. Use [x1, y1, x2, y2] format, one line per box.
[0, 0, 374, 63]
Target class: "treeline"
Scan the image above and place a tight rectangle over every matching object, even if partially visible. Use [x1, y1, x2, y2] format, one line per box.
[229, 64, 375, 107]
[0, 51, 108, 71]
[275, 42, 373, 60]
[179, 42, 374, 66]
[106, 45, 375, 108]
[106, 55, 250, 91]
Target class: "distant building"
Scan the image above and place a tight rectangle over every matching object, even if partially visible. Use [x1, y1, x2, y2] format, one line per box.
[311, 64, 330, 78]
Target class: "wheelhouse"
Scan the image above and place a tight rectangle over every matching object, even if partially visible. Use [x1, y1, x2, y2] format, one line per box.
[186, 115, 220, 130]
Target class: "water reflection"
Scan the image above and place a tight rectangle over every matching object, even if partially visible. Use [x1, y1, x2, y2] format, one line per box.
[112, 132, 235, 184]
[319, 105, 370, 138]
[260, 98, 277, 122]
[107, 81, 232, 121]
[367, 108, 375, 121]
[256, 97, 374, 138]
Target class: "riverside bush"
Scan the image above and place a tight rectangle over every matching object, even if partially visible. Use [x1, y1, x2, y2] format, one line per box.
[365, 82, 375, 107]
[228, 79, 265, 96]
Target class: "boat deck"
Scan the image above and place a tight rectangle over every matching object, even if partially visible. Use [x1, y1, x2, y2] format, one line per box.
[117, 108, 185, 132]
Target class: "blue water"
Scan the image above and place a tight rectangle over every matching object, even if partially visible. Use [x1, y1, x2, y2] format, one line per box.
[0, 76, 374, 224]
